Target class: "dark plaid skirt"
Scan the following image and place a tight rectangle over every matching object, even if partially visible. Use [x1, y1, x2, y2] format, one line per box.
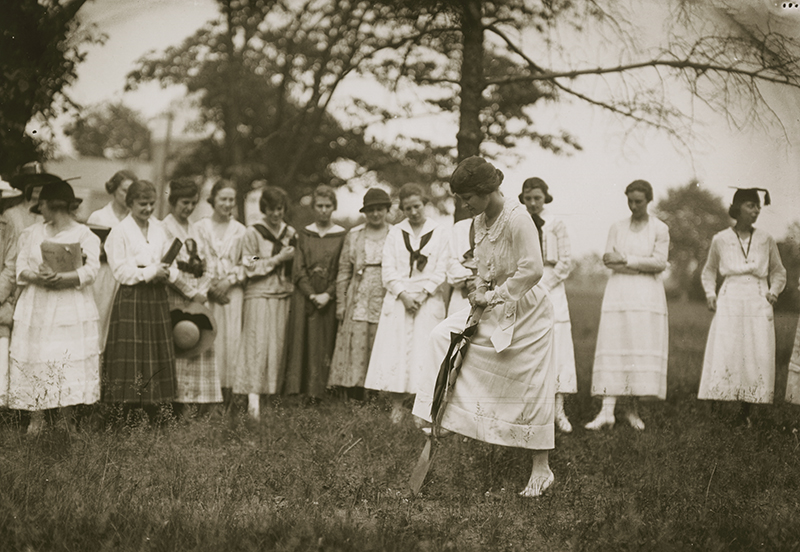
[102, 282, 176, 404]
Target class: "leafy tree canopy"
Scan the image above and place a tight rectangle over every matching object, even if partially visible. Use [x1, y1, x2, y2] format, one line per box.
[0, 0, 101, 176]
[64, 102, 151, 160]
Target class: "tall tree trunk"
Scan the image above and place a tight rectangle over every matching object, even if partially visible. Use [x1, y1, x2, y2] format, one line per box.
[221, 0, 247, 221]
[454, 0, 484, 221]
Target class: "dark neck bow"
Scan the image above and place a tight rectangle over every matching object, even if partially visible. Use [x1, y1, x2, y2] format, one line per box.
[254, 224, 295, 277]
[177, 238, 205, 278]
[530, 212, 545, 255]
[402, 229, 434, 277]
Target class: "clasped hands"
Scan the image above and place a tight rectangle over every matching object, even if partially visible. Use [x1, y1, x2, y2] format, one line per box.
[309, 292, 331, 310]
[399, 291, 428, 314]
[28, 263, 78, 289]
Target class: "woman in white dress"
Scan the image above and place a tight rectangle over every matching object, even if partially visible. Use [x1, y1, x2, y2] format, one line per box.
[364, 183, 448, 424]
[236, 186, 296, 418]
[9, 177, 101, 434]
[586, 180, 670, 431]
[162, 178, 222, 410]
[698, 188, 785, 425]
[412, 157, 555, 497]
[87, 170, 135, 348]
[520, 177, 576, 433]
[194, 180, 246, 398]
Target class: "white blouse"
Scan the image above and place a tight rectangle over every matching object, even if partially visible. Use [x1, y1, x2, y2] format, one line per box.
[702, 227, 786, 299]
[17, 221, 100, 288]
[105, 215, 182, 286]
[87, 202, 126, 229]
[382, 218, 448, 298]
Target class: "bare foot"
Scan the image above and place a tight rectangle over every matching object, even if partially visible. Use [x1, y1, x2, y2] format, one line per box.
[519, 468, 554, 498]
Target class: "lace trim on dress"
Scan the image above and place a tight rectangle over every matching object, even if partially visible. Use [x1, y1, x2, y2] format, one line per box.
[474, 198, 520, 245]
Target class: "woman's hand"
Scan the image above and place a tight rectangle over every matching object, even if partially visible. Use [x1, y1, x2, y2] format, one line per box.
[766, 292, 778, 306]
[314, 292, 331, 309]
[706, 296, 717, 312]
[209, 277, 233, 304]
[192, 292, 208, 304]
[468, 288, 489, 308]
[279, 246, 295, 263]
[603, 251, 626, 266]
[399, 291, 420, 315]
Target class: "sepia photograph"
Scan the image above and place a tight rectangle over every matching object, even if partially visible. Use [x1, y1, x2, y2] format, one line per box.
[2, 0, 800, 549]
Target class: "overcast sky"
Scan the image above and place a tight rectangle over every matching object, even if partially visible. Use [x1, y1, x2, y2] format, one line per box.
[62, 0, 800, 256]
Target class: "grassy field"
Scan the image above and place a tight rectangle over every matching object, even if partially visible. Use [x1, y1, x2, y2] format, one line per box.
[2, 289, 800, 551]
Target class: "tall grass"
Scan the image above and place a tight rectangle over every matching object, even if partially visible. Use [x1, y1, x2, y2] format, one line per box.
[1, 289, 799, 551]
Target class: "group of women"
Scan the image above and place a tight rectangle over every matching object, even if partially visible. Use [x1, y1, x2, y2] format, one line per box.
[0, 158, 796, 498]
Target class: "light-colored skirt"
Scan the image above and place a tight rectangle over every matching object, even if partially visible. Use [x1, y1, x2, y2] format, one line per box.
[210, 287, 243, 389]
[698, 275, 775, 404]
[235, 295, 291, 395]
[9, 286, 100, 410]
[544, 268, 577, 394]
[92, 262, 119, 349]
[591, 272, 668, 399]
[364, 289, 447, 394]
[412, 288, 555, 450]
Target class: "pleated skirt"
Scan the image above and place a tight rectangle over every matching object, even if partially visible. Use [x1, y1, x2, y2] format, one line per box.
[102, 283, 175, 404]
[235, 296, 291, 395]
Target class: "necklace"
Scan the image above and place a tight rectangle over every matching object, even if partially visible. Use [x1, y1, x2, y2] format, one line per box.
[734, 228, 752, 260]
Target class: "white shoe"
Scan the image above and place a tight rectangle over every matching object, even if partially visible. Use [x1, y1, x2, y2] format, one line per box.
[247, 394, 260, 421]
[584, 411, 615, 431]
[624, 411, 645, 431]
[555, 411, 573, 433]
[390, 405, 405, 425]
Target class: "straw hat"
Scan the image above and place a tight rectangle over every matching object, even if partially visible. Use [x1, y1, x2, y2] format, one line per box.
[170, 301, 217, 359]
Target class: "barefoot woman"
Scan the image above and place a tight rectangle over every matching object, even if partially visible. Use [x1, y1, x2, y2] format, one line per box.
[412, 157, 556, 497]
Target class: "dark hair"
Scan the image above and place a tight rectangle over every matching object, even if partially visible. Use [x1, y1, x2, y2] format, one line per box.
[126, 180, 157, 207]
[519, 177, 553, 204]
[206, 179, 237, 207]
[260, 186, 289, 214]
[105, 170, 138, 195]
[398, 183, 428, 209]
[625, 180, 653, 202]
[728, 189, 762, 219]
[312, 185, 338, 210]
[168, 177, 200, 206]
[449, 156, 504, 196]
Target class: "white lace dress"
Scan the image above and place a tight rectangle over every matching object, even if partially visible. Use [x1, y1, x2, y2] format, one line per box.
[412, 199, 555, 450]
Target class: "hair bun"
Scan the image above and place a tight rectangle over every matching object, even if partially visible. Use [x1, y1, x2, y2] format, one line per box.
[450, 156, 502, 195]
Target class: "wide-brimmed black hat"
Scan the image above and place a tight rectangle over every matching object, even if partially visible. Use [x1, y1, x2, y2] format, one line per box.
[170, 301, 217, 359]
[359, 187, 392, 212]
[29, 176, 82, 214]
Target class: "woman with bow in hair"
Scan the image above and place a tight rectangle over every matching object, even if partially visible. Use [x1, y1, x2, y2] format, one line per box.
[364, 183, 448, 424]
[236, 186, 296, 419]
[411, 157, 556, 497]
[699, 187, 785, 426]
